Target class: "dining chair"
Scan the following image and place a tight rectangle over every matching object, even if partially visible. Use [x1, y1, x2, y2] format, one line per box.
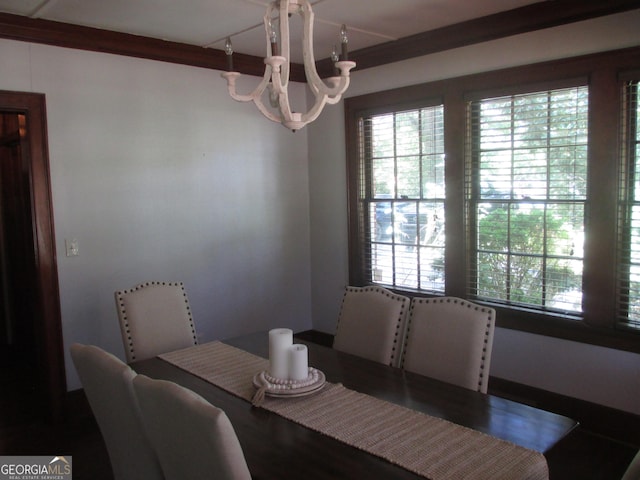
[132, 374, 252, 480]
[401, 297, 496, 393]
[333, 285, 410, 367]
[115, 281, 198, 362]
[69, 343, 164, 480]
[622, 450, 640, 480]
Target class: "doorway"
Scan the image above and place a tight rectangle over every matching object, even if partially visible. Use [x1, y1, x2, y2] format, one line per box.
[0, 91, 64, 426]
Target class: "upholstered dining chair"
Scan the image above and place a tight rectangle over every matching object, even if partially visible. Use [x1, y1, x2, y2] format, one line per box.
[333, 285, 410, 367]
[622, 450, 640, 480]
[133, 374, 252, 480]
[69, 343, 164, 480]
[401, 297, 496, 393]
[115, 281, 198, 362]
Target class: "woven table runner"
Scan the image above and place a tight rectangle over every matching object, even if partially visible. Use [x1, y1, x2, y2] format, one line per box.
[158, 341, 548, 480]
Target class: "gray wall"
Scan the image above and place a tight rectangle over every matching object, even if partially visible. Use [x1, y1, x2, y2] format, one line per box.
[2, 9, 640, 414]
[0, 39, 313, 391]
[308, 10, 640, 415]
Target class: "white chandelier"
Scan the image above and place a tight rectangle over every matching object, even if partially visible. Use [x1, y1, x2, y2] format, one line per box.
[221, 0, 356, 132]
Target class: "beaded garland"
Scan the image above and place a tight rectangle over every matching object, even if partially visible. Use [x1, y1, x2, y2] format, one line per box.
[260, 368, 320, 390]
[252, 367, 326, 406]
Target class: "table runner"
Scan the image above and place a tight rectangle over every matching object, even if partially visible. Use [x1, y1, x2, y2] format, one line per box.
[158, 341, 548, 480]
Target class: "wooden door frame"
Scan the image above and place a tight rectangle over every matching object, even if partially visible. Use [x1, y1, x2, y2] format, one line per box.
[0, 90, 65, 422]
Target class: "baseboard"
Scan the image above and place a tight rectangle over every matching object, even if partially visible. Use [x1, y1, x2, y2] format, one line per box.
[298, 329, 640, 447]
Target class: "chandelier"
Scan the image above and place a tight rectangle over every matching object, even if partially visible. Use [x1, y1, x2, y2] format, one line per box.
[220, 0, 356, 132]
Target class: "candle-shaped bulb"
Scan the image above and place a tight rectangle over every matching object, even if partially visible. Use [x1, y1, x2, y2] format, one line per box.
[331, 45, 340, 75]
[268, 18, 279, 56]
[340, 24, 348, 44]
[340, 24, 349, 61]
[331, 45, 339, 63]
[224, 37, 234, 71]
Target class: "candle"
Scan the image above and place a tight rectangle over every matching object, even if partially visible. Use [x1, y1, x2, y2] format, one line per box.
[268, 328, 293, 379]
[331, 45, 340, 76]
[224, 37, 234, 72]
[340, 24, 349, 61]
[289, 344, 308, 381]
[268, 19, 279, 57]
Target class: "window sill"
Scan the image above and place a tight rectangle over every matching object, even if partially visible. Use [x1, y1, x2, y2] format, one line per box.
[492, 305, 640, 354]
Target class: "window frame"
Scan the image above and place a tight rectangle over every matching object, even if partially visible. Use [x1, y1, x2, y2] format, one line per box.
[466, 85, 589, 313]
[355, 102, 447, 293]
[345, 46, 640, 354]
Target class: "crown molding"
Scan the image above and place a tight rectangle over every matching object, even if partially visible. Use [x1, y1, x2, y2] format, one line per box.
[0, 0, 638, 81]
[319, 0, 640, 76]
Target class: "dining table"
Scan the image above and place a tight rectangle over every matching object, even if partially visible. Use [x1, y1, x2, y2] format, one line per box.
[131, 331, 577, 480]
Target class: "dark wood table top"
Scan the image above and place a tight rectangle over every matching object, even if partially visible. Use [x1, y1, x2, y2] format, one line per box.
[132, 331, 578, 480]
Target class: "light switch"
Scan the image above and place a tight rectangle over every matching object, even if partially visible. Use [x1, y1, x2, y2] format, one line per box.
[65, 238, 79, 257]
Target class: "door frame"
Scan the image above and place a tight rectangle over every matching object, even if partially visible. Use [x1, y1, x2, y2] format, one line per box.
[0, 90, 65, 422]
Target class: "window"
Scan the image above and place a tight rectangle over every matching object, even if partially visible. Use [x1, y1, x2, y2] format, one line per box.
[467, 87, 588, 313]
[355, 105, 445, 292]
[345, 46, 640, 352]
[618, 79, 640, 330]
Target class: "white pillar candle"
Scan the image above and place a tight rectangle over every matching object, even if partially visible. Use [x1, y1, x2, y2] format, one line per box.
[289, 344, 308, 381]
[268, 328, 293, 379]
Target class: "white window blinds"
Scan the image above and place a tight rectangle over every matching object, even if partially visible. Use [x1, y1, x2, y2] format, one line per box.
[467, 86, 588, 313]
[618, 79, 640, 330]
[357, 105, 445, 292]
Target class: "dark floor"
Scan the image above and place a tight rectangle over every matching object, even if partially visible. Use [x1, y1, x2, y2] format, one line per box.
[1, 344, 637, 480]
[546, 429, 637, 479]
[0, 344, 112, 480]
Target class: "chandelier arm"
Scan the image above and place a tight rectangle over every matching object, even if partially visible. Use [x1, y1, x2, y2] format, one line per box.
[266, 57, 287, 95]
[300, 0, 325, 94]
[276, 91, 296, 125]
[300, 77, 352, 123]
[300, 92, 331, 125]
[221, 65, 272, 103]
[252, 95, 284, 124]
[299, 2, 355, 98]
[324, 93, 345, 105]
[301, 75, 349, 122]
[221, 69, 282, 124]
[309, 73, 352, 103]
[267, 60, 294, 124]
[267, 0, 290, 92]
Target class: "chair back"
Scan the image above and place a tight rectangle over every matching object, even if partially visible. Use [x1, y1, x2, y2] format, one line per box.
[333, 285, 410, 367]
[69, 343, 164, 480]
[115, 281, 197, 362]
[132, 375, 252, 480]
[401, 297, 495, 393]
[622, 450, 640, 480]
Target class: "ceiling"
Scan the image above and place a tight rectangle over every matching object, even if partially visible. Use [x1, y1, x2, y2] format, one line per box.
[0, 0, 545, 63]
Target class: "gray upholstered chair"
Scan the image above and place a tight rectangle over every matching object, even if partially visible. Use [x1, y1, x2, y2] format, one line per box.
[69, 343, 164, 480]
[115, 281, 198, 362]
[133, 374, 252, 480]
[333, 285, 410, 367]
[622, 450, 640, 480]
[401, 297, 495, 393]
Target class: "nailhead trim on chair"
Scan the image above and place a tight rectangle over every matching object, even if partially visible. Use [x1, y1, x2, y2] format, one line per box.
[402, 297, 494, 392]
[115, 281, 197, 361]
[336, 286, 409, 367]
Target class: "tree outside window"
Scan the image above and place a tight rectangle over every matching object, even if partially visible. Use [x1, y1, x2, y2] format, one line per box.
[468, 87, 588, 313]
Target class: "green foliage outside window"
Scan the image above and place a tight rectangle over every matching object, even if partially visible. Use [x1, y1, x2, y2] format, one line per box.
[477, 206, 581, 308]
[471, 86, 587, 312]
